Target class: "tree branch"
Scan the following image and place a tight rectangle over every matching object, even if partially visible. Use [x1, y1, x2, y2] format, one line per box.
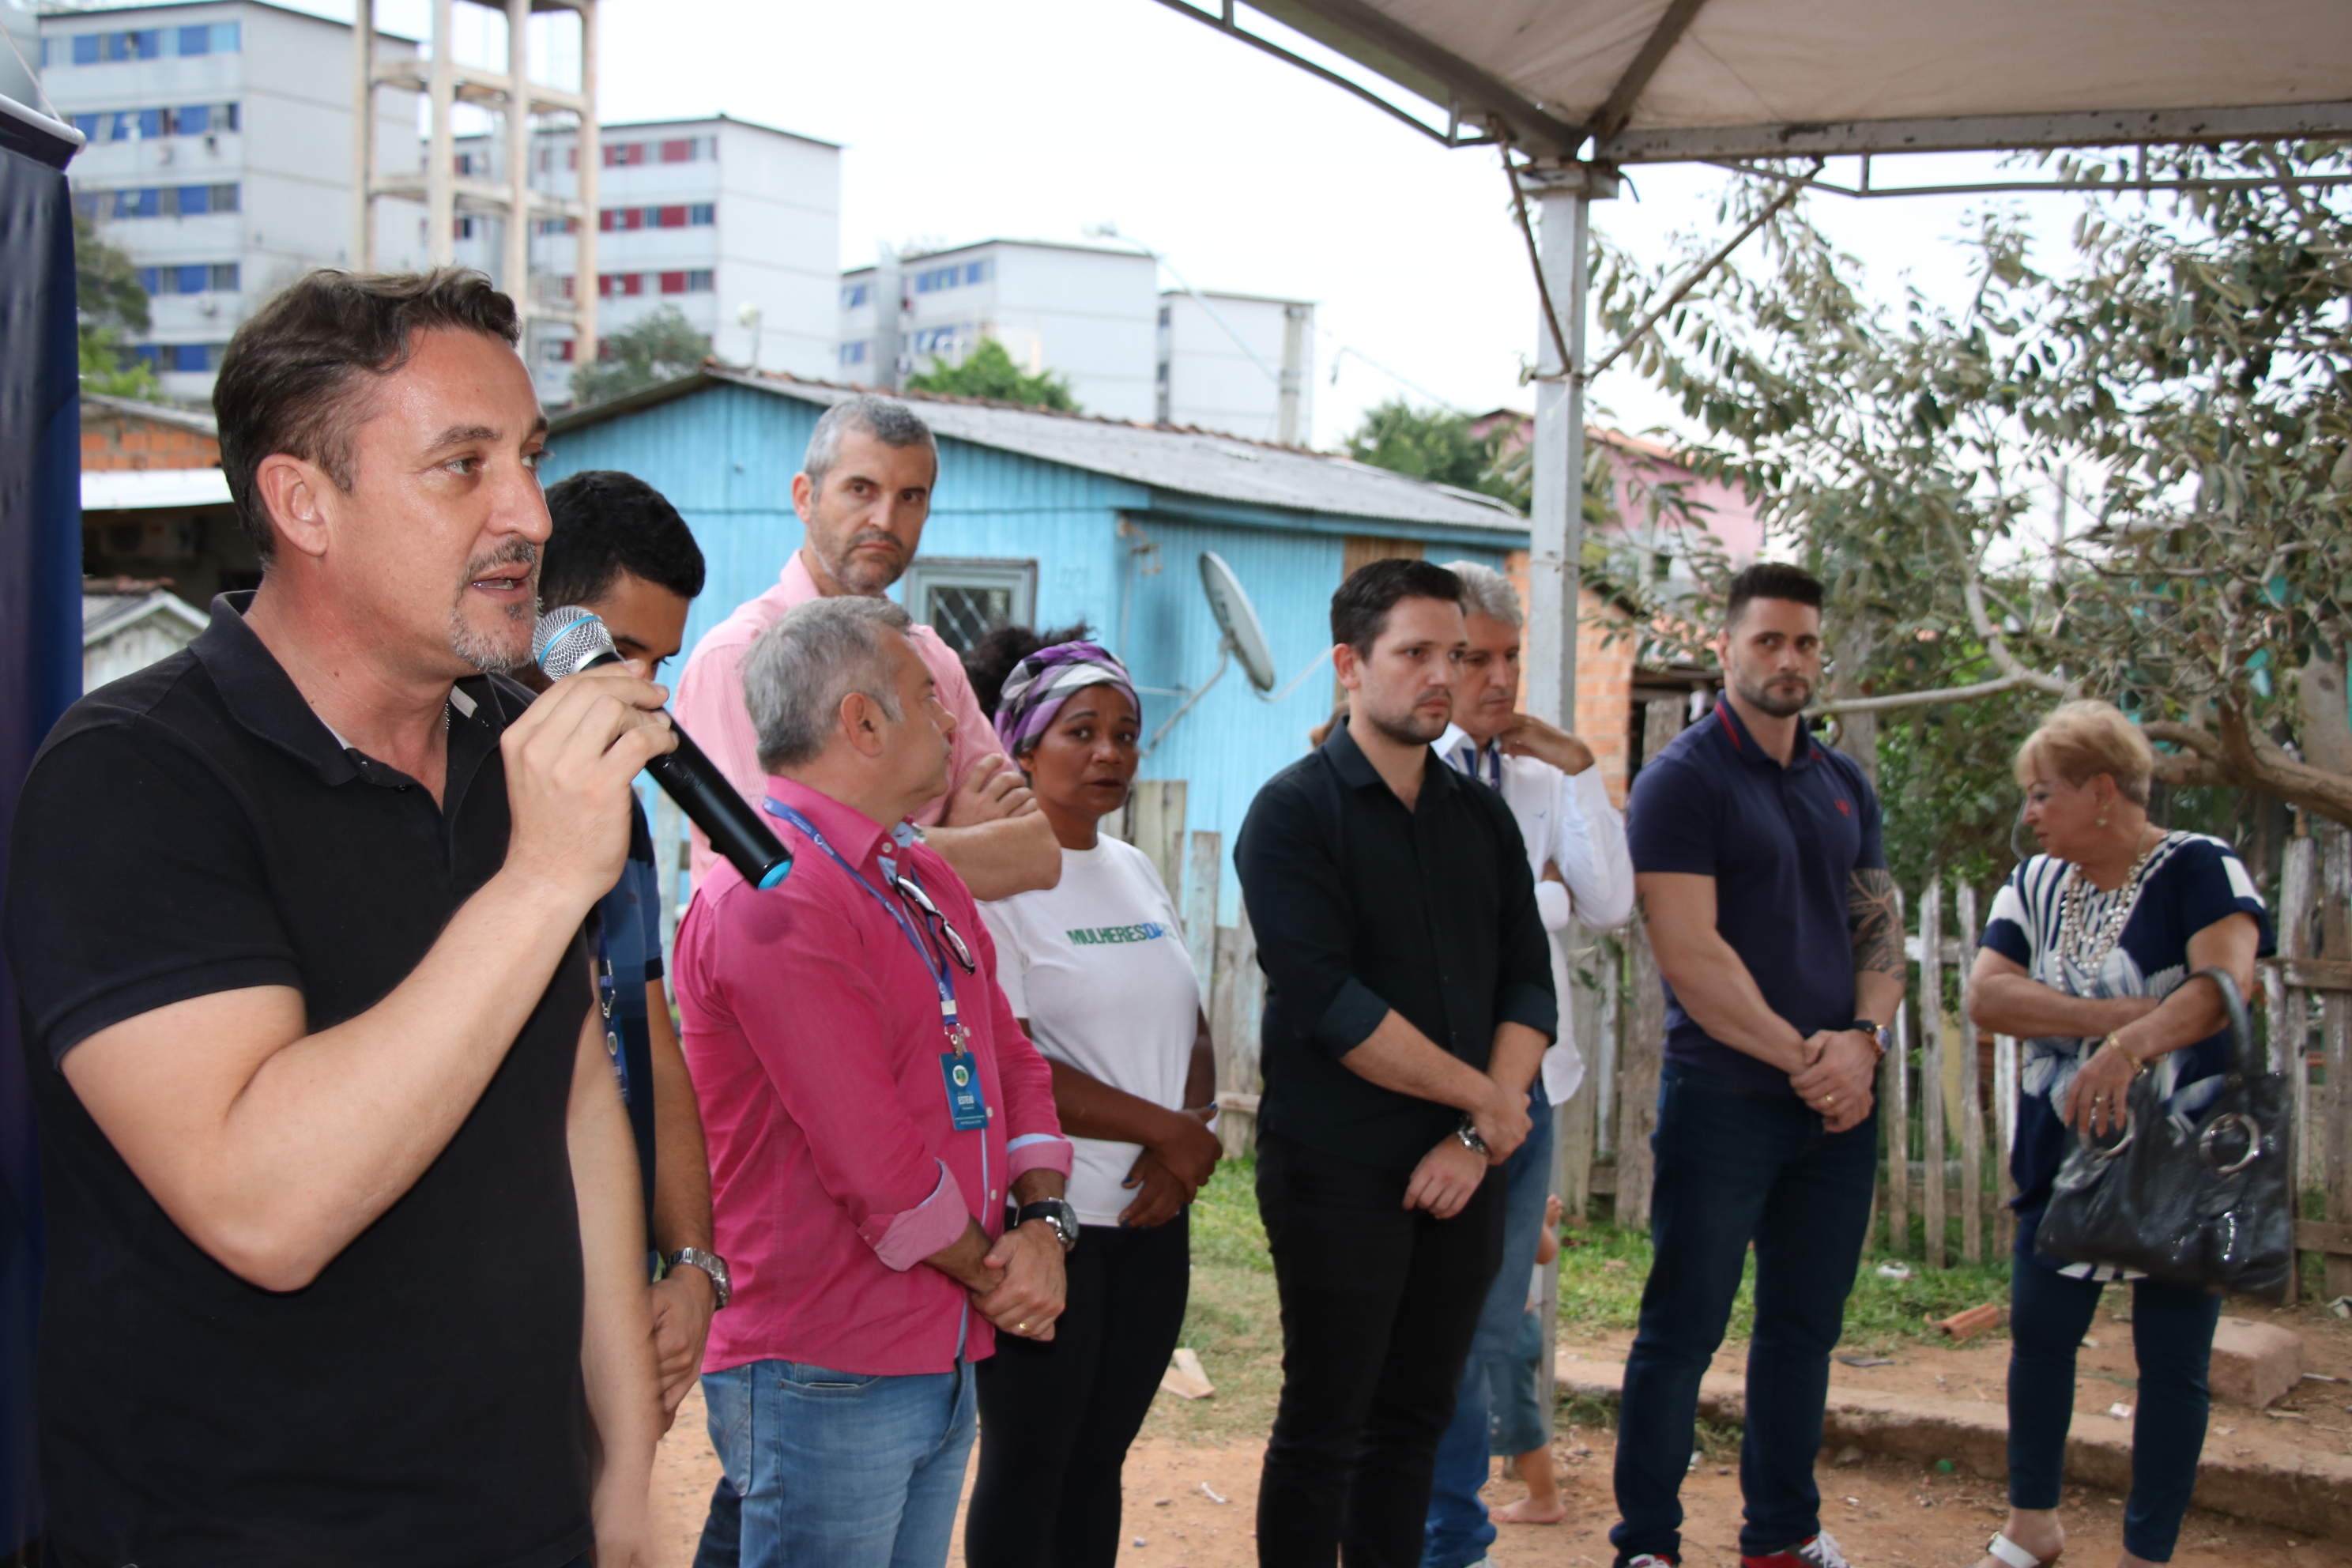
[1814, 672, 2035, 715]
[1950, 519, 2072, 697]
[2211, 699, 2352, 828]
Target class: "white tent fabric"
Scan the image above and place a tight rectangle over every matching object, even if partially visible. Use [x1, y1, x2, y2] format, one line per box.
[1247, 0, 2352, 159]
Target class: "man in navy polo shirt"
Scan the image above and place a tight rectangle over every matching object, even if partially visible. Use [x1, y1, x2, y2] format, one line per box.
[1610, 563, 1905, 1568]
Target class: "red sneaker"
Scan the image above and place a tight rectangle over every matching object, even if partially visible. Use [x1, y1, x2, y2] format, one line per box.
[1743, 1534, 1853, 1568]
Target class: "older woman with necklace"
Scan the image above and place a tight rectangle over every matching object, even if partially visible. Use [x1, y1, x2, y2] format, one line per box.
[1961, 700, 2271, 1568]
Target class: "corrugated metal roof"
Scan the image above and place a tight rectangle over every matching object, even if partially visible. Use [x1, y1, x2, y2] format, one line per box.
[551, 369, 1528, 537]
[82, 466, 232, 511]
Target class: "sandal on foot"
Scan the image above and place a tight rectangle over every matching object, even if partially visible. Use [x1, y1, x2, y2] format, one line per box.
[1984, 1533, 2060, 1568]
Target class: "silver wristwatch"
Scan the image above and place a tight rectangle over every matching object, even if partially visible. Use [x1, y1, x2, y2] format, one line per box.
[665, 1246, 732, 1310]
[1455, 1114, 1488, 1156]
[1014, 1197, 1080, 1252]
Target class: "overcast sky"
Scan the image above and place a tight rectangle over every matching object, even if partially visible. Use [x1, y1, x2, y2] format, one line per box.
[318, 0, 2098, 453]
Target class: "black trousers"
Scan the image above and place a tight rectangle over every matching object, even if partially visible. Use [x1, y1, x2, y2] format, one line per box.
[965, 1212, 1193, 1568]
[1253, 1131, 1503, 1568]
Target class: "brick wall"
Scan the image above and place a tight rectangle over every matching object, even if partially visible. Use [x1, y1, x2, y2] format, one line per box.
[1502, 547, 1637, 806]
[82, 413, 220, 472]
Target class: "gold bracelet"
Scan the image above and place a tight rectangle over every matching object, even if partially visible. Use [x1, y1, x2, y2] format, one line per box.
[2103, 1033, 2147, 1078]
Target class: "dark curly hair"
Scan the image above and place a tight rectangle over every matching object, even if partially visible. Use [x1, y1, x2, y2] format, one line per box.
[541, 470, 706, 608]
[962, 621, 1094, 718]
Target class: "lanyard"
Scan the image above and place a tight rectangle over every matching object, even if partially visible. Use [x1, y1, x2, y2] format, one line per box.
[762, 797, 965, 1042]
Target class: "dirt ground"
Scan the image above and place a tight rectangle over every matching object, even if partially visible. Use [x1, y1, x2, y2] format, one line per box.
[647, 1290, 2352, 1568]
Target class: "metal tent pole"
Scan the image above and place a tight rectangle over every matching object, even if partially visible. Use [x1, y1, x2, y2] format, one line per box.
[1524, 157, 1615, 1443]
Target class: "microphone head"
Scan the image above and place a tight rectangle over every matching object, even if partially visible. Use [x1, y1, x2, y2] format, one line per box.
[533, 605, 619, 680]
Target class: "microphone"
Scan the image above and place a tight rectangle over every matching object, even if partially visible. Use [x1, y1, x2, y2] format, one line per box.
[533, 606, 792, 892]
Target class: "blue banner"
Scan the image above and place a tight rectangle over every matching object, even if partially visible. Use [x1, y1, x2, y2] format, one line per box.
[0, 93, 85, 1555]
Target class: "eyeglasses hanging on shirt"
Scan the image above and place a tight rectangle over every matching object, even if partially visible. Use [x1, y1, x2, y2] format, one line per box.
[888, 870, 976, 976]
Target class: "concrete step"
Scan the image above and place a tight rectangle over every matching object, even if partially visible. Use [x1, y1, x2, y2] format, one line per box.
[1555, 1347, 2352, 1540]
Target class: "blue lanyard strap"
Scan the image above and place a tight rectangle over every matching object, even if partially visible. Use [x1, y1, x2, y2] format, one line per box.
[762, 797, 963, 1032]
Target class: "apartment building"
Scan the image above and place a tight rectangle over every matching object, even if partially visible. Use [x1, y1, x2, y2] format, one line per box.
[40, 0, 424, 401]
[1157, 288, 1314, 443]
[839, 239, 1159, 423]
[446, 112, 838, 403]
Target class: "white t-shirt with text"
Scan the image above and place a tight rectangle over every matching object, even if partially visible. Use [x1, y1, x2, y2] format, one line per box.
[979, 837, 1202, 1227]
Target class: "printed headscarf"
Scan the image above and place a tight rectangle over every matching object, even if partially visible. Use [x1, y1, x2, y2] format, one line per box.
[993, 640, 1140, 758]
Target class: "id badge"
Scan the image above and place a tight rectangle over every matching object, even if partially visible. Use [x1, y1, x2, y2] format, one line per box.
[940, 1049, 989, 1130]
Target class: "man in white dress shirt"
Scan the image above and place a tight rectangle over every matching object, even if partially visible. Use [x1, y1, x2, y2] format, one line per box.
[1421, 561, 1634, 1568]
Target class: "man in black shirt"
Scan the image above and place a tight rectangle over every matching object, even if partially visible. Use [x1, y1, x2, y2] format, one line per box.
[2, 271, 669, 1566]
[1236, 558, 1555, 1568]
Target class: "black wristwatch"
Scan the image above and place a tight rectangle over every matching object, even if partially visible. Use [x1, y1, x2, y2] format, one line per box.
[1849, 1018, 1892, 1060]
[1014, 1198, 1080, 1252]
[665, 1246, 732, 1310]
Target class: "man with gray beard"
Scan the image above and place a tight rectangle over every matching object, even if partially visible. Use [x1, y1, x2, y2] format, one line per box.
[3, 270, 665, 1566]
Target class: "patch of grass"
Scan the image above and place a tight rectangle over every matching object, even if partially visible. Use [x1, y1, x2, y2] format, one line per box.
[1187, 1158, 1274, 1273]
[1556, 1218, 2014, 1352]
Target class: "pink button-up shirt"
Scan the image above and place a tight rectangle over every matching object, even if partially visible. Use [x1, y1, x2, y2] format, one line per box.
[672, 552, 1005, 887]
[673, 777, 1072, 1377]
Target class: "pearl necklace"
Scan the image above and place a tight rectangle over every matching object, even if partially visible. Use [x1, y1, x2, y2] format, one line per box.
[2056, 831, 2167, 970]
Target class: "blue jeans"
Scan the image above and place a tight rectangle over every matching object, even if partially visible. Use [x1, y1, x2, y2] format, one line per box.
[2007, 1261, 2221, 1562]
[701, 1356, 977, 1568]
[1610, 1064, 1879, 1562]
[1486, 1308, 1548, 1457]
[1422, 1087, 1554, 1568]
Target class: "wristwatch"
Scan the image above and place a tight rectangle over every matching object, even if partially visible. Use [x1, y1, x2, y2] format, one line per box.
[1014, 1197, 1080, 1252]
[665, 1247, 733, 1310]
[1849, 1018, 1892, 1060]
[1455, 1114, 1488, 1156]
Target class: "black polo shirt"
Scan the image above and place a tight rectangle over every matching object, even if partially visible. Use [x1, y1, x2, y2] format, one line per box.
[1624, 700, 1885, 1095]
[2, 594, 594, 1567]
[1235, 724, 1555, 1170]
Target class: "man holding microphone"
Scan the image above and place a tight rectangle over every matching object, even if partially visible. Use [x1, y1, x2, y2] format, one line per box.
[4, 270, 665, 1565]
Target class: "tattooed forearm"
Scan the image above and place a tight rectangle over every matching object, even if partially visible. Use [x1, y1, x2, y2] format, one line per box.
[1848, 867, 1903, 978]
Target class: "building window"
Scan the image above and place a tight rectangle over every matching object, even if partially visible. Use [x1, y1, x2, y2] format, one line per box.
[659, 138, 694, 163]
[60, 23, 234, 65]
[658, 270, 686, 295]
[687, 268, 713, 292]
[839, 340, 869, 367]
[910, 325, 962, 356]
[71, 104, 239, 142]
[150, 342, 227, 373]
[903, 560, 1038, 657]
[453, 216, 478, 239]
[965, 259, 992, 285]
[603, 141, 646, 168]
[688, 202, 714, 225]
[842, 282, 869, 310]
[534, 217, 576, 236]
[655, 205, 686, 228]
[597, 273, 647, 298]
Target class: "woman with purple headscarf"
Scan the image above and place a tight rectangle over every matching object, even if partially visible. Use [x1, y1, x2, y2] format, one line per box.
[963, 637, 1220, 1568]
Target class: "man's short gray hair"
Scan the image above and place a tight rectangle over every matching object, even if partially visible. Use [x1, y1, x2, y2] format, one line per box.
[1439, 560, 1525, 630]
[744, 595, 915, 772]
[804, 394, 937, 493]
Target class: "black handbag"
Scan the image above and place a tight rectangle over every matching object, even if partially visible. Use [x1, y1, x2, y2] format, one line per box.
[2036, 968, 2294, 1302]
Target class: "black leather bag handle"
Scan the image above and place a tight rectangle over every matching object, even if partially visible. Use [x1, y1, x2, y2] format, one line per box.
[2190, 966, 2255, 1075]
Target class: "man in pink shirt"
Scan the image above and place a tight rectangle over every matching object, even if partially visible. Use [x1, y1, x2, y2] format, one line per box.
[673, 394, 1058, 901]
[673, 593, 1076, 1568]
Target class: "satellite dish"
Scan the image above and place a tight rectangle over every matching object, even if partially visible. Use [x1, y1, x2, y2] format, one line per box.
[1199, 551, 1277, 693]
[1143, 552, 1332, 757]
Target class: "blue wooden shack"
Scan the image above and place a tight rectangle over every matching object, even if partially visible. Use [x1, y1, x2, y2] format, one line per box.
[545, 370, 1529, 913]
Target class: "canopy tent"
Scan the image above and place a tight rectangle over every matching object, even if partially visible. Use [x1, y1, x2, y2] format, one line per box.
[1155, 0, 2352, 1439]
[1156, 0, 2352, 725]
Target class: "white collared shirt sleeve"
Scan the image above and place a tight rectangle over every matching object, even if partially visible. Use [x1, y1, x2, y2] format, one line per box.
[1547, 764, 1634, 933]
